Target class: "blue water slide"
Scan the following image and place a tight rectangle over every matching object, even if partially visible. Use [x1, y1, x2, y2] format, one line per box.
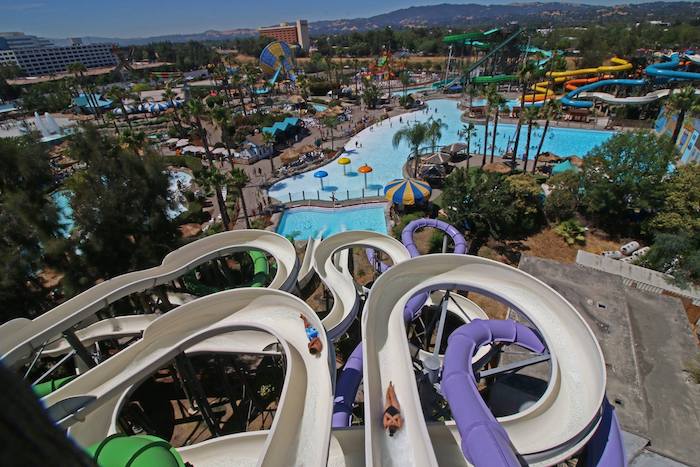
[560, 79, 646, 108]
[645, 52, 700, 81]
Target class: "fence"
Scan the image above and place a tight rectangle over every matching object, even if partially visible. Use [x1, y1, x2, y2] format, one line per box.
[278, 187, 384, 204]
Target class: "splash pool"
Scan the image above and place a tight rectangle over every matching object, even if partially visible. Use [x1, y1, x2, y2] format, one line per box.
[269, 99, 615, 202]
[276, 204, 388, 239]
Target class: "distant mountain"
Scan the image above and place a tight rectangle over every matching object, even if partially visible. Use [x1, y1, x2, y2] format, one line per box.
[309, 2, 700, 34]
[49, 2, 700, 46]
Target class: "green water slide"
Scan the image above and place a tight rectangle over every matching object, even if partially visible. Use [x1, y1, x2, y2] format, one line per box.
[183, 250, 270, 294]
[443, 28, 500, 44]
[472, 74, 517, 84]
[32, 376, 76, 398]
[87, 434, 185, 467]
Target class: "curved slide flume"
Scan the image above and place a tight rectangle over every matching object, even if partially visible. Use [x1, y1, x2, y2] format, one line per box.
[334, 219, 467, 428]
[42, 288, 333, 466]
[362, 254, 607, 466]
[0, 230, 299, 368]
[441, 319, 546, 467]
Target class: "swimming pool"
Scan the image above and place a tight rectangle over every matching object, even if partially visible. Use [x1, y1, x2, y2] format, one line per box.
[269, 99, 615, 202]
[276, 204, 388, 239]
[311, 103, 328, 112]
[52, 171, 194, 237]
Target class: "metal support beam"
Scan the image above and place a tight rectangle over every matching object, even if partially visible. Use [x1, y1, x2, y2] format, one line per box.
[32, 351, 77, 386]
[63, 330, 95, 369]
[476, 353, 551, 379]
[175, 354, 221, 437]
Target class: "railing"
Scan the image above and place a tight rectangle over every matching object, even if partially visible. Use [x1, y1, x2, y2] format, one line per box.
[276, 188, 384, 204]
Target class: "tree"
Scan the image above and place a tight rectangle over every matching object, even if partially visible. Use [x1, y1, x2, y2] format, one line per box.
[512, 61, 537, 160]
[106, 86, 134, 131]
[210, 105, 235, 161]
[0, 63, 20, 101]
[182, 98, 231, 229]
[639, 232, 700, 287]
[481, 85, 493, 167]
[442, 168, 543, 254]
[647, 163, 700, 235]
[665, 86, 700, 144]
[466, 84, 478, 112]
[544, 171, 581, 221]
[458, 122, 477, 169]
[392, 121, 430, 177]
[0, 136, 63, 322]
[427, 118, 447, 153]
[162, 84, 183, 130]
[399, 70, 410, 96]
[533, 99, 563, 173]
[581, 131, 677, 234]
[119, 128, 147, 154]
[63, 127, 179, 294]
[486, 85, 507, 162]
[230, 168, 251, 229]
[362, 78, 380, 109]
[522, 106, 540, 170]
[322, 116, 340, 151]
[262, 131, 277, 172]
[67, 62, 103, 123]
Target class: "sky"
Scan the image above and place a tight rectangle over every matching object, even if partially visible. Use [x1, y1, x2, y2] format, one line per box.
[0, 0, 691, 38]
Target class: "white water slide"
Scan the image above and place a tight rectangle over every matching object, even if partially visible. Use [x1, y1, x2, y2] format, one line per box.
[42, 288, 333, 466]
[0, 230, 299, 368]
[362, 254, 606, 467]
[578, 87, 700, 105]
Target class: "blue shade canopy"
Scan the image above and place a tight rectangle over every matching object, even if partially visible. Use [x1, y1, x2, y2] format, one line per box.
[314, 171, 328, 178]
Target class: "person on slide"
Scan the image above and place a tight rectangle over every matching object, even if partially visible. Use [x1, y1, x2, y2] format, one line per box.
[383, 381, 403, 436]
[300, 314, 323, 355]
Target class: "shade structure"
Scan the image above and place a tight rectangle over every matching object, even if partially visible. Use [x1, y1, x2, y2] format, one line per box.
[358, 164, 373, 188]
[568, 156, 584, 168]
[444, 142, 468, 154]
[423, 152, 452, 165]
[280, 148, 300, 164]
[175, 139, 189, 148]
[384, 178, 432, 205]
[298, 144, 317, 154]
[166, 137, 179, 145]
[338, 156, 351, 175]
[314, 170, 328, 189]
[289, 95, 305, 104]
[537, 152, 561, 163]
[482, 162, 511, 174]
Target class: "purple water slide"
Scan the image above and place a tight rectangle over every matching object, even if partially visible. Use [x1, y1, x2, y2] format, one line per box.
[334, 219, 467, 427]
[441, 319, 546, 466]
[584, 398, 626, 467]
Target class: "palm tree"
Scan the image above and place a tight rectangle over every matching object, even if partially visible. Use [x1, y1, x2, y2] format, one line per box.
[533, 100, 563, 173]
[481, 85, 498, 167]
[195, 167, 233, 230]
[119, 128, 146, 154]
[392, 121, 430, 177]
[487, 88, 507, 162]
[105, 112, 120, 135]
[512, 61, 537, 159]
[262, 131, 277, 172]
[210, 106, 235, 165]
[68, 62, 102, 123]
[466, 84, 478, 112]
[399, 70, 410, 96]
[229, 168, 251, 229]
[243, 64, 261, 111]
[322, 116, 339, 150]
[184, 98, 231, 229]
[522, 106, 541, 171]
[665, 85, 700, 144]
[229, 71, 247, 116]
[427, 118, 447, 153]
[106, 86, 133, 131]
[459, 123, 477, 169]
[162, 84, 182, 131]
[296, 74, 310, 101]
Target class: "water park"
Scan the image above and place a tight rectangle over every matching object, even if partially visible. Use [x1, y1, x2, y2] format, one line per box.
[2, 15, 700, 467]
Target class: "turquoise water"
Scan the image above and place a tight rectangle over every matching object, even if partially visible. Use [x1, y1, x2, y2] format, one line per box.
[52, 191, 74, 237]
[276, 205, 388, 239]
[52, 171, 193, 237]
[269, 99, 615, 202]
[312, 103, 328, 112]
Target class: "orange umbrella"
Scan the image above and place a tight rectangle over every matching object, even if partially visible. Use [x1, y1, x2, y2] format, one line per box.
[338, 156, 351, 175]
[358, 164, 373, 188]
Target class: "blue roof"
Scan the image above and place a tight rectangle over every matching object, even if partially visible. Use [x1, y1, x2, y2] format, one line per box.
[282, 117, 301, 126]
[262, 118, 301, 135]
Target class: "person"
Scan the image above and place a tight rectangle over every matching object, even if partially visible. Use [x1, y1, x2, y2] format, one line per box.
[300, 314, 322, 355]
[383, 381, 403, 436]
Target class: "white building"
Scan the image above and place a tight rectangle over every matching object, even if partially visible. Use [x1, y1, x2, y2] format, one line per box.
[0, 32, 117, 77]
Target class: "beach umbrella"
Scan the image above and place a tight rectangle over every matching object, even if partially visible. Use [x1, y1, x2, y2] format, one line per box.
[537, 152, 561, 164]
[358, 164, 373, 188]
[314, 170, 328, 190]
[384, 178, 432, 206]
[422, 152, 452, 165]
[483, 162, 511, 174]
[337, 156, 351, 175]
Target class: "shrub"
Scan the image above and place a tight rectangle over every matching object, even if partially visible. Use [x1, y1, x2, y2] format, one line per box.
[554, 220, 586, 245]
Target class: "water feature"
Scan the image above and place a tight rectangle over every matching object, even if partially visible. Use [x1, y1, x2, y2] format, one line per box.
[276, 204, 388, 239]
[269, 99, 615, 202]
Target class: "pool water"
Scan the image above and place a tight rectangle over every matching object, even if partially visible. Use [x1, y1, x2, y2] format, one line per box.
[52, 171, 194, 237]
[312, 103, 328, 112]
[269, 99, 615, 202]
[276, 205, 388, 239]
